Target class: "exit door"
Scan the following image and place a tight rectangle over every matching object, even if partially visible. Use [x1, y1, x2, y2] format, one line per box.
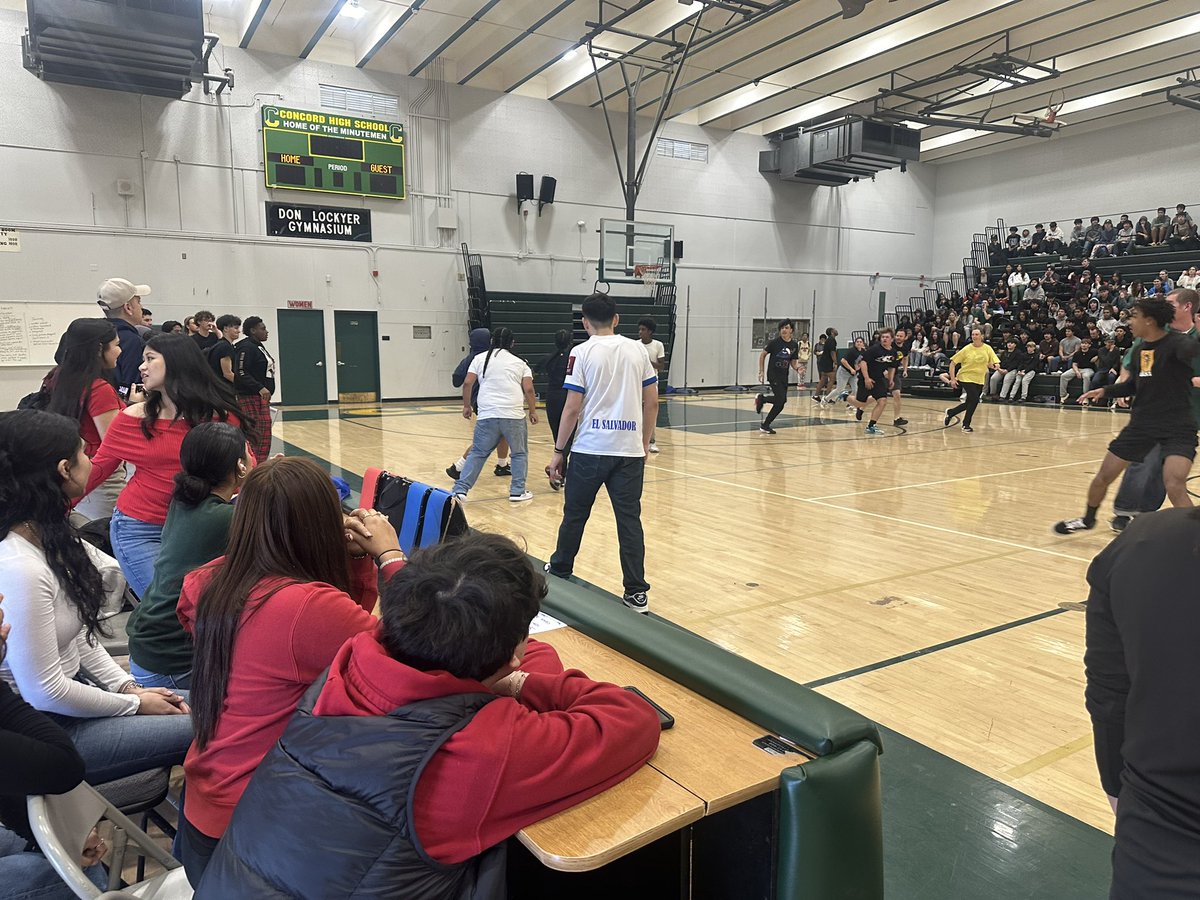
[276, 309, 328, 406]
[334, 311, 380, 403]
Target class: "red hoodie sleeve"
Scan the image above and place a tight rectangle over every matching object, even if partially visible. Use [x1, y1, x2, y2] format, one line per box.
[79, 411, 136, 500]
[287, 584, 378, 683]
[417, 670, 660, 864]
[518, 639, 563, 675]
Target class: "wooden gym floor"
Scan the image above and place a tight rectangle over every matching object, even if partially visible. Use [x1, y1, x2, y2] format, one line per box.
[275, 390, 1151, 842]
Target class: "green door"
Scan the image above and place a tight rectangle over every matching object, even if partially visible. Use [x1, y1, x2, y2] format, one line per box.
[276, 309, 328, 406]
[334, 311, 380, 402]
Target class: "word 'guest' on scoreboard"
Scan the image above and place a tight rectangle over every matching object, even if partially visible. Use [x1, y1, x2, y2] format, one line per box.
[262, 105, 406, 200]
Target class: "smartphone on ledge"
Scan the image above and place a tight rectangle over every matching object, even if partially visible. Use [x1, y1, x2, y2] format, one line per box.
[624, 686, 674, 730]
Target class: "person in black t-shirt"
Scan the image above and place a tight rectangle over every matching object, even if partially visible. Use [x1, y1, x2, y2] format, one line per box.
[1054, 298, 1199, 534]
[207, 314, 242, 382]
[754, 320, 802, 435]
[190, 310, 219, 353]
[814, 328, 839, 401]
[855, 329, 899, 435]
[535, 329, 573, 489]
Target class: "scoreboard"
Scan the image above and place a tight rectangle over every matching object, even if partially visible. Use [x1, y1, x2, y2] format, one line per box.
[262, 105, 406, 200]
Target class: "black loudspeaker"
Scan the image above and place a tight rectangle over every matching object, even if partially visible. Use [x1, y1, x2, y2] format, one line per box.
[538, 175, 557, 206]
[516, 173, 534, 202]
[674, 240, 684, 260]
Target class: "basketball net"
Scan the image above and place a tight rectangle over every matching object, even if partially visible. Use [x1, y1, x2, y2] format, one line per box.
[635, 263, 663, 297]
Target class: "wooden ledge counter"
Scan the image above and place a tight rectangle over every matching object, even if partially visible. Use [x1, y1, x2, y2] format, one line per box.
[516, 765, 703, 872]
[535, 627, 810, 815]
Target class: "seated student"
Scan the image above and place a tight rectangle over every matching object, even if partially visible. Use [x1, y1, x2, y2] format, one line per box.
[1091, 336, 1123, 396]
[1059, 338, 1098, 402]
[126, 423, 252, 690]
[1044, 221, 1066, 255]
[987, 338, 1020, 398]
[176, 457, 405, 885]
[196, 532, 661, 900]
[1134, 215, 1152, 248]
[0, 410, 193, 784]
[77, 334, 252, 598]
[0, 597, 108, 900]
[1001, 341, 1040, 402]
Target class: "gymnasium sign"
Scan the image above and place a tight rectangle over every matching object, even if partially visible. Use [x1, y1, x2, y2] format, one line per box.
[266, 202, 372, 242]
[261, 105, 406, 200]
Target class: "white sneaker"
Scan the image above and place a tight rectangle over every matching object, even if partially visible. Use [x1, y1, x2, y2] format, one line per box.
[648, 441, 659, 453]
[508, 491, 533, 503]
[452, 492, 467, 501]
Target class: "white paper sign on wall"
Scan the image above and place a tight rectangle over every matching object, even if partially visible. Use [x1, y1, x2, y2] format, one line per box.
[0, 228, 20, 252]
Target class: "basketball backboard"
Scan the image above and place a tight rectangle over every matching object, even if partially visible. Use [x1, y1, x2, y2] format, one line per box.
[598, 219, 675, 286]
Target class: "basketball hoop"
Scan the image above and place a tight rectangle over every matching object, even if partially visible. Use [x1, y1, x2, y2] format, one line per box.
[635, 263, 664, 297]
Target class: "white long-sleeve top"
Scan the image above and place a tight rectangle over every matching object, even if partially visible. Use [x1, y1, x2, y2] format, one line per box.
[1008, 271, 1030, 288]
[0, 533, 138, 717]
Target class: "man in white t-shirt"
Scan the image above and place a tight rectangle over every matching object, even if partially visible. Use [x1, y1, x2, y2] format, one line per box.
[637, 317, 666, 454]
[546, 294, 659, 612]
[453, 328, 538, 502]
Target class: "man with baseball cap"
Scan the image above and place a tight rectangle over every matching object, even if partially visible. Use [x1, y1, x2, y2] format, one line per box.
[97, 277, 150, 388]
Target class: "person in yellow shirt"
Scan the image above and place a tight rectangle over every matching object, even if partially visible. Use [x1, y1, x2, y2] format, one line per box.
[943, 327, 1000, 433]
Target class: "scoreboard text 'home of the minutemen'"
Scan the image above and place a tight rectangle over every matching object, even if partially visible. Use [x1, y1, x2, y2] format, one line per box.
[262, 105, 406, 200]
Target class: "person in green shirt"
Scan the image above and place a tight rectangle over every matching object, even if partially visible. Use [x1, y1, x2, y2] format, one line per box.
[126, 423, 251, 688]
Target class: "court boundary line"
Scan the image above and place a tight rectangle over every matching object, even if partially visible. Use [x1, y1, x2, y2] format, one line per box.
[805, 457, 1103, 501]
[803, 607, 1070, 689]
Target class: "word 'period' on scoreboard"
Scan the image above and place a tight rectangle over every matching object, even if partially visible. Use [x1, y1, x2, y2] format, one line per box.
[262, 105, 406, 201]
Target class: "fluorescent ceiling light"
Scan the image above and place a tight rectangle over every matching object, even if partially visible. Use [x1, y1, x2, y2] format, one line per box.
[340, 0, 365, 20]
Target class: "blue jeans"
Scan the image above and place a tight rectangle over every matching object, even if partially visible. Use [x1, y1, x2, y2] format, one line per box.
[129, 659, 192, 691]
[549, 454, 649, 595]
[109, 508, 164, 599]
[454, 417, 528, 495]
[46, 692, 193, 783]
[0, 828, 105, 900]
[1112, 443, 1166, 517]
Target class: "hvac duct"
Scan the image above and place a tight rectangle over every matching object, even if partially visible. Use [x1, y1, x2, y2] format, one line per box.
[761, 119, 920, 186]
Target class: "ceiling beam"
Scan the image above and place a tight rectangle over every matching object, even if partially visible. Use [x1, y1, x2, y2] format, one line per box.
[357, 0, 430, 68]
[409, 0, 504, 77]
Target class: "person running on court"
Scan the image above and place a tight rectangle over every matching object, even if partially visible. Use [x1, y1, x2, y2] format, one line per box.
[545, 293, 658, 613]
[837, 336, 867, 409]
[446, 328, 511, 480]
[889, 327, 910, 427]
[754, 319, 802, 435]
[1054, 297, 1199, 534]
[943, 327, 999, 434]
[813, 327, 838, 401]
[453, 328, 538, 503]
[857, 328, 899, 435]
[637, 317, 665, 453]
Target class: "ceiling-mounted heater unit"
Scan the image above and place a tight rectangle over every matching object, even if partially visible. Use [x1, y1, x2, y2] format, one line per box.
[22, 0, 206, 99]
[761, 119, 920, 186]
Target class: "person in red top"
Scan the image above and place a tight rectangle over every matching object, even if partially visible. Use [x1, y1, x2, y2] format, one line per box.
[78, 334, 253, 598]
[175, 457, 406, 887]
[194, 532, 661, 899]
[43, 319, 124, 522]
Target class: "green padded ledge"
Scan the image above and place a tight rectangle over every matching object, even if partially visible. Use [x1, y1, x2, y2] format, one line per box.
[778, 741, 884, 900]
[539, 570, 882, 758]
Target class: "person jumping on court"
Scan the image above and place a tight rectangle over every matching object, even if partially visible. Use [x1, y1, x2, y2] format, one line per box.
[446, 327, 511, 480]
[1054, 296, 1199, 535]
[943, 327, 999, 434]
[545, 293, 658, 613]
[452, 328, 538, 504]
[856, 328, 899, 435]
[754, 319, 802, 435]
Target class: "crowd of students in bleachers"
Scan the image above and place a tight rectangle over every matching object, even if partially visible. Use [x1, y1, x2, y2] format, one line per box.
[0, 279, 663, 898]
[987, 203, 1199, 262]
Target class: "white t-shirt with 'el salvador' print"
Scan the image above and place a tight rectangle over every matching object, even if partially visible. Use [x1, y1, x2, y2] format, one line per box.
[564, 334, 658, 457]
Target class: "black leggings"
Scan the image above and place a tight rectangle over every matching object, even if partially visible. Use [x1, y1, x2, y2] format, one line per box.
[762, 379, 788, 426]
[947, 381, 984, 427]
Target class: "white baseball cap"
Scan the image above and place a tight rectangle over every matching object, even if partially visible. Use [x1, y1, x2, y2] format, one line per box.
[97, 277, 151, 310]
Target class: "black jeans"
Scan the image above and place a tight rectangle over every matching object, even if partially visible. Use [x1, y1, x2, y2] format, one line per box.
[546, 388, 572, 467]
[761, 378, 788, 427]
[549, 453, 649, 594]
[948, 381, 984, 427]
[178, 801, 220, 888]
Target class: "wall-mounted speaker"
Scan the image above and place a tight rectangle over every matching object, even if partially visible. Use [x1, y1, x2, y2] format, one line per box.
[516, 173, 534, 202]
[538, 176, 557, 207]
[673, 240, 684, 260]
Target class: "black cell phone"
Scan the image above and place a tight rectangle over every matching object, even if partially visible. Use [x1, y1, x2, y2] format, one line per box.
[624, 686, 674, 730]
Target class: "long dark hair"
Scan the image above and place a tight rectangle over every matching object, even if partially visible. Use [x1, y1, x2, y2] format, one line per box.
[47, 319, 117, 421]
[172, 422, 247, 507]
[141, 334, 255, 445]
[0, 411, 107, 643]
[190, 458, 351, 749]
[480, 326, 515, 380]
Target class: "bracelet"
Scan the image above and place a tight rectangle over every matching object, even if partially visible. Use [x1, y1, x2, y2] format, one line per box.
[512, 671, 530, 702]
[375, 549, 405, 566]
[553, 446, 566, 454]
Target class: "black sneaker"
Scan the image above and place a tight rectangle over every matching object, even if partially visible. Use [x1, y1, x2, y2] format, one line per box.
[754, 393, 764, 414]
[1053, 517, 1095, 535]
[494, 464, 512, 477]
[621, 591, 650, 613]
[893, 417, 908, 426]
[445, 464, 461, 479]
[1110, 515, 1132, 534]
[961, 425, 973, 433]
[944, 408, 953, 427]
[759, 425, 776, 435]
[855, 408, 864, 421]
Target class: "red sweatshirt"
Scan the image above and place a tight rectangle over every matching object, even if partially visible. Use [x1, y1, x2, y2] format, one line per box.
[312, 630, 661, 864]
[177, 555, 391, 839]
[83, 410, 243, 525]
